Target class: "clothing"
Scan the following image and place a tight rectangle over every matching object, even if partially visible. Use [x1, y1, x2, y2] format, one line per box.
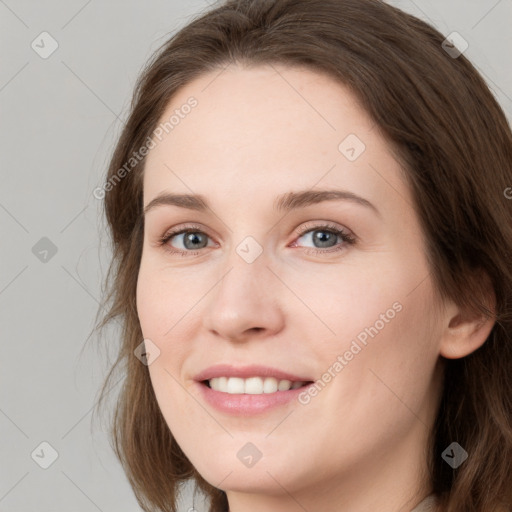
[411, 493, 439, 512]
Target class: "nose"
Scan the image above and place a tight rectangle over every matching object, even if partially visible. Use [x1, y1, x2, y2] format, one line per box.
[202, 250, 285, 343]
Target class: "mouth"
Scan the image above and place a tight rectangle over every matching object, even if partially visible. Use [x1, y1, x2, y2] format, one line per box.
[194, 364, 315, 414]
[202, 376, 314, 394]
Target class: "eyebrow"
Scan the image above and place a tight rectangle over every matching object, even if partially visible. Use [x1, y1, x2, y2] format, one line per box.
[143, 189, 381, 217]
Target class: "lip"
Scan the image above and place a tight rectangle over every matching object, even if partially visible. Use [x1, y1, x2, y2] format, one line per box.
[195, 380, 314, 416]
[193, 364, 313, 383]
[193, 364, 315, 416]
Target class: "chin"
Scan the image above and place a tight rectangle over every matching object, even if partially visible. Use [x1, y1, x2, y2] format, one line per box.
[188, 447, 308, 496]
[201, 467, 294, 495]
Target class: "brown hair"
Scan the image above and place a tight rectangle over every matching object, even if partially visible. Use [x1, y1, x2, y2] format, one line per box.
[91, 1, 512, 510]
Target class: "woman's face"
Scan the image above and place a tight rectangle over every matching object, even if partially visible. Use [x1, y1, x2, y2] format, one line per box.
[137, 64, 447, 508]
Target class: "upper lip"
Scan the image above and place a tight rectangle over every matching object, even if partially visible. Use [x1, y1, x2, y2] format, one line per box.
[194, 364, 314, 383]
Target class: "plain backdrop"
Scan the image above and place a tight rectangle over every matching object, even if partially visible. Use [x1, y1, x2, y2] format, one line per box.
[1, 1, 511, 511]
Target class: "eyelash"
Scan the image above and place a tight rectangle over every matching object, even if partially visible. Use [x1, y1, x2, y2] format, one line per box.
[157, 222, 357, 257]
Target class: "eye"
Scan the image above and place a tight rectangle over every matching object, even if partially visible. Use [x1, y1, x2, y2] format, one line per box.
[157, 221, 356, 256]
[291, 222, 356, 254]
[157, 223, 215, 255]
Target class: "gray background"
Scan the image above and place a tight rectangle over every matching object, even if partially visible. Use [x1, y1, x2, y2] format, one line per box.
[1, 1, 511, 511]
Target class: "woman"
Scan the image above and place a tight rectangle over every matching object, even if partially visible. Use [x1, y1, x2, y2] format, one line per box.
[93, 0, 512, 510]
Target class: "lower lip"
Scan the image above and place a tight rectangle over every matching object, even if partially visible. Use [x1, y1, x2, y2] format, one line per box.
[196, 381, 314, 415]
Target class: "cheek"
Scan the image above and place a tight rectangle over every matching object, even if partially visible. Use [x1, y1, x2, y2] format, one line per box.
[137, 269, 201, 439]
[298, 268, 415, 356]
[315, 279, 440, 430]
[136, 263, 198, 340]
[307, 254, 440, 406]
[136, 269, 197, 404]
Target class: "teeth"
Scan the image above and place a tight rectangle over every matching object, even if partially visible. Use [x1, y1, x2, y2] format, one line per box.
[208, 376, 306, 394]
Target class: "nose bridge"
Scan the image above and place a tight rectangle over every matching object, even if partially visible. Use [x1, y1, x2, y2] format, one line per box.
[217, 225, 271, 293]
[214, 240, 271, 311]
[202, 236, 284, 339]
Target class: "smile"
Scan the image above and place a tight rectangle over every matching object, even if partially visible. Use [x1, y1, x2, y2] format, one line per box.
[194, 364, 315, 414]
[205, 376, 310, 394]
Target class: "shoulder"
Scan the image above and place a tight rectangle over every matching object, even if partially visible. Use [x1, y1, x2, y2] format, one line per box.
[415, 495, 511, 512]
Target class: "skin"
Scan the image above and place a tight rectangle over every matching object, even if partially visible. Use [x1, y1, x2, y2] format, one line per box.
[136, 63, 495, 512]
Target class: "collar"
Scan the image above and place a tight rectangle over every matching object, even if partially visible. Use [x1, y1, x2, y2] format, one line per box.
[411, 494, 438, 512]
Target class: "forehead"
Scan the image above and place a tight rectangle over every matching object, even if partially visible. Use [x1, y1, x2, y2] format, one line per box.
[142, 63, 404, 208]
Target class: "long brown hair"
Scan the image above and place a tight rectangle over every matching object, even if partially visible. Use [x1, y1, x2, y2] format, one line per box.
[92, 1, 512, 510]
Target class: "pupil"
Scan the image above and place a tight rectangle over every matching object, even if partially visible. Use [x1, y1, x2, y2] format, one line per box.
[314, 230, 335, 248]
[185, 232, 206, 249]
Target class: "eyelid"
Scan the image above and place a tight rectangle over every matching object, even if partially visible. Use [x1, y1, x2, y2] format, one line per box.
[295, 220, 351, 237]
[160, 222, 211, 240]
[159, 221, 350, 243]
[292, 221, 356, 250]
[158, 222, 218, 249]
[157, 220, 356, 257]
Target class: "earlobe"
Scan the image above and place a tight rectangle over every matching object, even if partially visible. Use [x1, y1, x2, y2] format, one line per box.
[439, 288, 497, 360]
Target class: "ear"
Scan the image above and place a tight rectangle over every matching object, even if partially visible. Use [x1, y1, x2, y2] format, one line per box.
[439, 274, 497, 359]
